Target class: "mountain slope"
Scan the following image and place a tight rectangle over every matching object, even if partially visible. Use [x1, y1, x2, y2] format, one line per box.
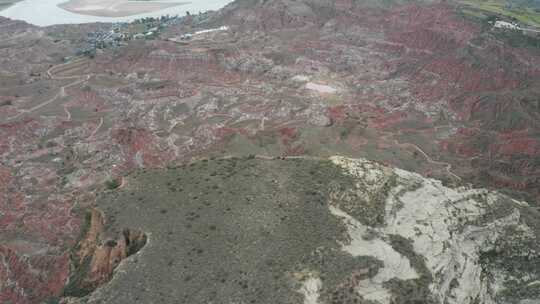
[63, 156, 540, 304]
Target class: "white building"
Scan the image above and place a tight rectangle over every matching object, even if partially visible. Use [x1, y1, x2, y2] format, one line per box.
[494, 20, 519, 30]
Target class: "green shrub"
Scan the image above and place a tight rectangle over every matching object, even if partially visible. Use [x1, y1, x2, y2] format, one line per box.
[105, 178, 121, 190]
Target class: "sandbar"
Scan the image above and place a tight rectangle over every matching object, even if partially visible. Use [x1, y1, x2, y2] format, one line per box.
[58, 0, 189, 17]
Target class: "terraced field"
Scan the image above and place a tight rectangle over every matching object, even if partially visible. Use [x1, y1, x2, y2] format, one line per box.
[460, 0, 540, 26]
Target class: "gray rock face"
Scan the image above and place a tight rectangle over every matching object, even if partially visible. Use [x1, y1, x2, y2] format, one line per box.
[68, 157, 540, 304]
[308, 112, 333, 127]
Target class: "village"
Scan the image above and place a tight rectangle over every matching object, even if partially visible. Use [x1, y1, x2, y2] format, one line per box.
[77, 11, 214, 57]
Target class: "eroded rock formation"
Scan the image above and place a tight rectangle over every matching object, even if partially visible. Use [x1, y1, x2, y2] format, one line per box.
[63, 208, 146, 297]
[329, 156, 539, 304]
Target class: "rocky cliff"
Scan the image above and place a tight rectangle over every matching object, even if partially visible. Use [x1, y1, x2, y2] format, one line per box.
[62, 208, 146, 297]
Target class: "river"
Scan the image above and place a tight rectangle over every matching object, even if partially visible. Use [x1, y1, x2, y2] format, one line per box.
[0, 0, 232, 26]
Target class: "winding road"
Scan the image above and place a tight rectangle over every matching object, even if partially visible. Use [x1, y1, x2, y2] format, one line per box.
[378, 129, 462, 182]
[7, 58, 92, 122]
[394, 139, 462, 181]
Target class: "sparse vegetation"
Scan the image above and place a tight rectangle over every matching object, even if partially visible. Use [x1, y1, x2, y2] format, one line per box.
[88, 158, 384, 303]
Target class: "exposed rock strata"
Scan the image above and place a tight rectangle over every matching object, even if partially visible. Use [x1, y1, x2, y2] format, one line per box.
[63, 208, 147, 297]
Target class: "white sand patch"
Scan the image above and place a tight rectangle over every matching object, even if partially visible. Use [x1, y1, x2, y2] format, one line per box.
[299, 277, 322, 304]
[76, 4, 105, 11]
[306, 82, 338, 94]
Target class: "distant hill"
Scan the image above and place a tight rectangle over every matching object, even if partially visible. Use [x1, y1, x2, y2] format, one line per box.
[510, 0, 540, 10]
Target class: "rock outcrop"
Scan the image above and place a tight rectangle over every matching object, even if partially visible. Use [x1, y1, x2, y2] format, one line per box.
[63, 208, 147, 297]
[329, 156, 540, 304]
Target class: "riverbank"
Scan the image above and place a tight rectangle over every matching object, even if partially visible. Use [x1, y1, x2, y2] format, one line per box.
[0, 0, 22, 11]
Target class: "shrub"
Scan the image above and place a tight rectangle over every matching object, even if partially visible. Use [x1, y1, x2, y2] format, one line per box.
[105, 178, 121, 190]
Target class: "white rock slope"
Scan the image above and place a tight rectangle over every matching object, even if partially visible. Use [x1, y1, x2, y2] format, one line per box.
[322, 156, 540, 304]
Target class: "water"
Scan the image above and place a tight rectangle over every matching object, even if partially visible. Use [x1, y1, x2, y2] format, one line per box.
[0, 0, 233, 26]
